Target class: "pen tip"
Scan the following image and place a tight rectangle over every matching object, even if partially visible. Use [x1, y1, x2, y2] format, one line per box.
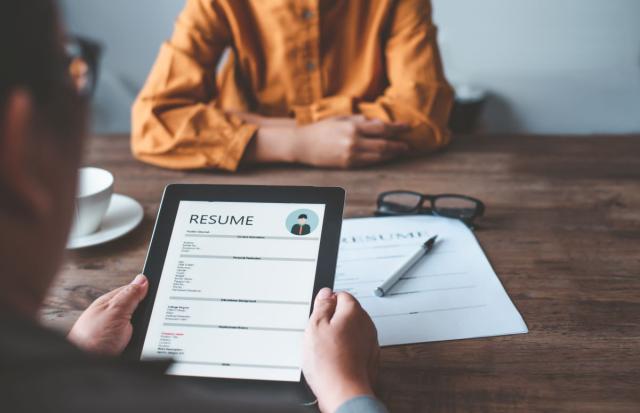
[424, 235, 438, 247]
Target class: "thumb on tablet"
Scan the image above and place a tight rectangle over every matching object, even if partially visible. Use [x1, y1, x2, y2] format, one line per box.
[112, 274, 149, 317]
[310, 288, 337, 324]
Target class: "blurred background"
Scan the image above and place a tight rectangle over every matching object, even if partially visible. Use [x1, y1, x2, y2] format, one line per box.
[58, 0, 640, 135]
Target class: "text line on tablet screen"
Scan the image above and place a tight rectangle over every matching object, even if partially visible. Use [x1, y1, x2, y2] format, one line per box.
[141, 201, 325, 381]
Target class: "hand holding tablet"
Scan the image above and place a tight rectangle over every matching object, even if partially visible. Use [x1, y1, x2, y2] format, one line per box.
[126, 184, 345, 403]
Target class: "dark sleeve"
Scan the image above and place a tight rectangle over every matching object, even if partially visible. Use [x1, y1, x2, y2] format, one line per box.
[3, 361, 310, 413]
[335, 396, 389, 413]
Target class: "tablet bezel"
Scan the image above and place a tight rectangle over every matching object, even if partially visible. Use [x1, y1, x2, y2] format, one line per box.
[124, 184, 345, 401]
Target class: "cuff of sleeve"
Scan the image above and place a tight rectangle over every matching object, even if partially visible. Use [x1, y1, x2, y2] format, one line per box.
[216, 122, 258, 172]
[358, 100, 451, 152]
[358, 102, 392, 123]
[335, 395, 389, 413]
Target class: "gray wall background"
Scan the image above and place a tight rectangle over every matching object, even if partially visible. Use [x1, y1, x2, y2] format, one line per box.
[58, 0, 640, 135]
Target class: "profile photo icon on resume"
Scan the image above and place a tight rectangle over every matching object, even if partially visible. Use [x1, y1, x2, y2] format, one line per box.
[291, 214, 311, 236]
[286, 209, 319, 237]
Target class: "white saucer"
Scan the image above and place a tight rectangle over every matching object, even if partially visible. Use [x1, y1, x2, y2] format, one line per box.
[67, 194, 144, 250]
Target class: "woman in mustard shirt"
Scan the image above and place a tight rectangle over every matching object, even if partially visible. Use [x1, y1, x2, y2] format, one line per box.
[132, 0, 453, 171]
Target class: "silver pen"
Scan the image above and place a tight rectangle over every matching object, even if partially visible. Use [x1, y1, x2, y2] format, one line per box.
[374, 235, 438, 297]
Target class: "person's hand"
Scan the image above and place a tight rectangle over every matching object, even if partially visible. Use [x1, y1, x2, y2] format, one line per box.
[67, 274, 149, 356]
[239, 113, 411, 169]
[303, 288, 380, 413]
[293, 115, 411, 168]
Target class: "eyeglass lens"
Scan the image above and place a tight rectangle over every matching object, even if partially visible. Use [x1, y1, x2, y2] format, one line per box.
[432, 196, 479, 220]
[380, 192, 423, 213]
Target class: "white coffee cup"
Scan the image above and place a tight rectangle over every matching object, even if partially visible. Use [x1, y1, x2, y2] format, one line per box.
[69, 167, 114, 238]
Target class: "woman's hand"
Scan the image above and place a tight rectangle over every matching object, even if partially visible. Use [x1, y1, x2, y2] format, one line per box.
[67, 274, 149, 356]
[303, 288, 380, 413]
[239, 113, 411, 169]
[294, 116, 411, 168]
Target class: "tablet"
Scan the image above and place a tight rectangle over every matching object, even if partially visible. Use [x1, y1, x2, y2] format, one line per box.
[126, 184, 345, 403]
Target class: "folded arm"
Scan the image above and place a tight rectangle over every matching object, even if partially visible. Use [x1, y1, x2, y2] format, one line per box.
[245, 0, 453, 170]
[131, 0, 257, 171]
[361, 0, 454, 151]
[360, 0, 453, 151]
[294, 0, 454, 152]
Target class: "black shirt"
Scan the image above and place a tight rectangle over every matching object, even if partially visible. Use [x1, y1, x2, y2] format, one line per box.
[0, 313, 309, 413]
[290, 224, 311, 236]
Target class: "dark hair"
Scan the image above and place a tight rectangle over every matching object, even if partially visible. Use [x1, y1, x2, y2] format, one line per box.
[0, 0, 81, 134]
[298, 214, 308, 219]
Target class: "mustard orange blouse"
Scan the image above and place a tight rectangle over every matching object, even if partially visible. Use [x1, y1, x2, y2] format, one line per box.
[131, 0, 454, 171]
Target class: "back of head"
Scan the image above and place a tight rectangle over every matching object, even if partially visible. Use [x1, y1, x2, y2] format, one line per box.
[0, 0, 86, 142]
[0, 0, 61, 111]
[0, 0, 87, 317]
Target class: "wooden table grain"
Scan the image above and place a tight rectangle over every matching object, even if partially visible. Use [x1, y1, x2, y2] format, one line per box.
[42, 134, 640, 412]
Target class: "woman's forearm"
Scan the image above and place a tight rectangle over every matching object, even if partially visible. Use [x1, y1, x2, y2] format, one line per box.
[242, 122, 300, 164]
[232, 112, 301, 165]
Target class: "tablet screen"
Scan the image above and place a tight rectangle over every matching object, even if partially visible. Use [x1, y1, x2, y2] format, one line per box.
[140, 201, 326, 382]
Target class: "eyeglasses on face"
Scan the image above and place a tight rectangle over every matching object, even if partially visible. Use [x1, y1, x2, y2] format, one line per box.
[64, 37, 101, 98]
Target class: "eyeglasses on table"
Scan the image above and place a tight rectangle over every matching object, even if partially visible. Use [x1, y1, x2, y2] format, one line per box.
[375, 190, 485, 228]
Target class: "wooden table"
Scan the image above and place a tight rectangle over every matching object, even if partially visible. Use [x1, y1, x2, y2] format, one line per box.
[43, 134, 640, 412]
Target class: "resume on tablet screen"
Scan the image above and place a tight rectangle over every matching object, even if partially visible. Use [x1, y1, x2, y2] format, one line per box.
[141, 201, 326, 381]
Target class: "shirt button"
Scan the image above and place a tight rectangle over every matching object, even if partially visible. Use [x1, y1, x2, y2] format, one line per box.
[306, 61, 316, 71]
[302, 9, 314, 20]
